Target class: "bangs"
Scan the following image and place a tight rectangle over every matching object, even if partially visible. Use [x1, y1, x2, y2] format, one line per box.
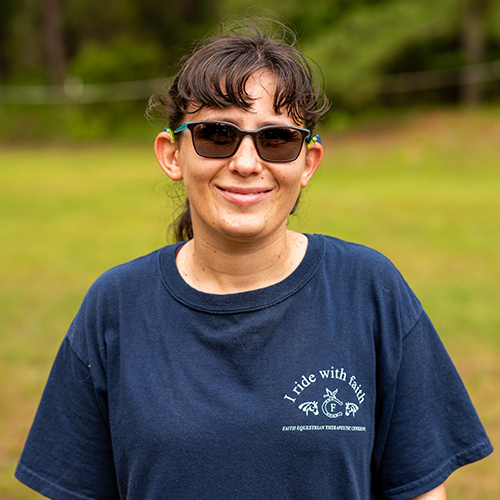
[166, 33, 327, 131]
[173, 42, 314, 126]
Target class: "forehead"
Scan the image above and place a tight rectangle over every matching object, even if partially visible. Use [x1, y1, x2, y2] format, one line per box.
[187, 72, 300, 126]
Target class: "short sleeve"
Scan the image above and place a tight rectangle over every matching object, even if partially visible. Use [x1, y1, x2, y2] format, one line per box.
[373, 312, 493, 499]
[15, 336, 120, 500]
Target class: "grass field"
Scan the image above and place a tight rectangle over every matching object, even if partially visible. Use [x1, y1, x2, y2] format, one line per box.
[1, 108, 499, 499]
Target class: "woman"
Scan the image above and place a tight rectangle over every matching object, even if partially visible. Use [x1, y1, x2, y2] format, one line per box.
[16, 18, 492, 500]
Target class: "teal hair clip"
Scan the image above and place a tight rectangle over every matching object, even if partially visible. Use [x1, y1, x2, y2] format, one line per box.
[164, 128, 175, 144]
[307, 134, 322, 149]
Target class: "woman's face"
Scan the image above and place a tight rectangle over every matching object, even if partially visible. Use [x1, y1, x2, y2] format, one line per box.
[156, 71, 323, 246]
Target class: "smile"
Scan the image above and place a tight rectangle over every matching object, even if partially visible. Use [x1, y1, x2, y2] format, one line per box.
[216, 186, 272, 205]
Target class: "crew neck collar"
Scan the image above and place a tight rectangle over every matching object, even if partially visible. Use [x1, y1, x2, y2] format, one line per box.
[158, 234, 324, 314]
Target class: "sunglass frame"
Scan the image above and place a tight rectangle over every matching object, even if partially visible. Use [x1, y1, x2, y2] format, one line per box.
[173, 121, 311, 163]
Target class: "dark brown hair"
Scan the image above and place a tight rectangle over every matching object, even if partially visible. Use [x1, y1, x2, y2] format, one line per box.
[148, 16, 329, 242]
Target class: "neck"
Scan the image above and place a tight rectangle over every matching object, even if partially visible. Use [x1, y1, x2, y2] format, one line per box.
[176, 229, 308, 294]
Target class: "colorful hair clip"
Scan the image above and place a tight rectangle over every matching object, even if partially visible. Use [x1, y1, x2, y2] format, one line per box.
[307, 134, 322, 149]
[164, 128, 175, 144]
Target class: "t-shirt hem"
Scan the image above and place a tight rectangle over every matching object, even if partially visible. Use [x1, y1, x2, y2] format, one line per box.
[15, 462, 99, 500]
[381, 439, 494, 500]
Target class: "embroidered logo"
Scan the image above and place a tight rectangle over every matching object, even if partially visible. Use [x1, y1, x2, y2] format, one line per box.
[345, 402, 359, 417]
[282, 367, 367, 432]
[298, 401, 319, 416]
[321, 388, 343, 418]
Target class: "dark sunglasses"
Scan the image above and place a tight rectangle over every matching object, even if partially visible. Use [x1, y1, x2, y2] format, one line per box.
[167, 121, 313, 163]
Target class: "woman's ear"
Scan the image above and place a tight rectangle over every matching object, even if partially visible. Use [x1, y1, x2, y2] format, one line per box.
[301, 141, 323, 188]
[154, 131, 183, 181]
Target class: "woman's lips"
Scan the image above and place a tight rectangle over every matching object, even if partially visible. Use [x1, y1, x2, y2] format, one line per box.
[216, 186, 272, 205]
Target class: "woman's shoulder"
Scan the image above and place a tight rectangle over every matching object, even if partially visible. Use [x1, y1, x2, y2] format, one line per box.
[67, 245, 179, 351]
[315, 233, 414, 291]
[84, 244, 179, 301]
[312, 233, 400, 271]
[312, 234, 422, 328]
[96, 248, 160, 282]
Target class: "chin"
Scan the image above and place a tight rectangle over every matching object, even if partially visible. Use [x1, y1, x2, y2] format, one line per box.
[216, 218, 284, 243]
[219, 225, 269, 242]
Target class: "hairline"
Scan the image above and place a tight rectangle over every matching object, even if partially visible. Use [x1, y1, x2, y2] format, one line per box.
[177, 70, 308, 129]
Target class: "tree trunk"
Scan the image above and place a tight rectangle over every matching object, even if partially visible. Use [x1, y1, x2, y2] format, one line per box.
[461, 0, 488, 107]
[41, 0, 66, 85]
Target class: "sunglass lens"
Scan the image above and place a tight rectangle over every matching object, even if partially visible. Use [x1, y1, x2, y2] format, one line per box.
[257, 127, 304, 161]
[192, 123, 239, 158]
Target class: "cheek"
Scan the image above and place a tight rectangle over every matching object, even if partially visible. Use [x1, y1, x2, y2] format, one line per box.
[177, 149, 204, 184]
[179, 155, 224, 199]
[275, 170, 304, 211]
[276, 163, 306, 191]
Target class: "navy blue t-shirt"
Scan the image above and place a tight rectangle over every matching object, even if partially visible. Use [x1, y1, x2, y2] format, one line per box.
[15, 235, 492, 499]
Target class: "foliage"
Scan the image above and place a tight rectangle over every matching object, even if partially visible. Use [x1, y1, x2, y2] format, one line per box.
[0, 0, 223, 85]
[1, 0, 500, 141]
[486, 1, 500, 41]
[304, 0, 462, 104]
[69, 38, 164, 84]
[219, 0, 500, 107]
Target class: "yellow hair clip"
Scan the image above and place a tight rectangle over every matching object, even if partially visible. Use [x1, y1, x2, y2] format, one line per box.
[164, 128, 175, 144]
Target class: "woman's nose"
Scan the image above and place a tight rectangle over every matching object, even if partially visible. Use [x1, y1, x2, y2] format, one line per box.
[227, 135, 264, 176]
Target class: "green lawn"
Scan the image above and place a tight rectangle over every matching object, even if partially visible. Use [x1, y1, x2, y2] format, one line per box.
[1, 108, 499, 499]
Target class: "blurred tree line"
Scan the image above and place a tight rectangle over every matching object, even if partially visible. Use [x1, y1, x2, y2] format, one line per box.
[1, 0, 499, 139]
[0, 0, 216, 86]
